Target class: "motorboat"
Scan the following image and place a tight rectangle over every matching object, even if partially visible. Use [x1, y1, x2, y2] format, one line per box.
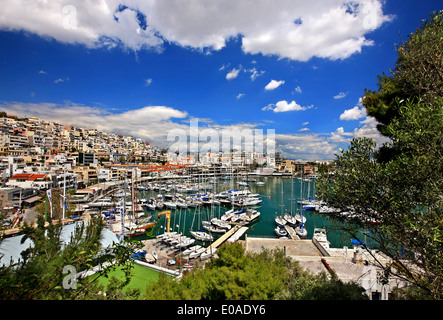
[313, 228, 330, 249]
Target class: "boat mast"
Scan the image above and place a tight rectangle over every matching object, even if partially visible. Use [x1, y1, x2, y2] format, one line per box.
[290, 172, 294, 216]
[62, 169, 66, 220]
[300, 171, 304, 231]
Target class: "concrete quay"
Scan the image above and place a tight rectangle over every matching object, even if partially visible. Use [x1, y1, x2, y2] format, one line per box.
[244, 236, 406, 300]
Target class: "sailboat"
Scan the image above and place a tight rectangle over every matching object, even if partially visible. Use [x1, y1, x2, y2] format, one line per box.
[295, 173, 308, 238]
[190, 202, 214, 241]
[275, 214, 287, 226]
[284, 174, 299, 226]
[189, 246, 206, 259]
[210, 217, 232, 230]
[275, 224, 288, 237]
[182, 245, 203, 256]
[190, 230, 214, 242]
[200, 247, 217, 261]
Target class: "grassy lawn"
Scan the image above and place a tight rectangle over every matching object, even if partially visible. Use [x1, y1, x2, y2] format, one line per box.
[89, 263, 172, 298]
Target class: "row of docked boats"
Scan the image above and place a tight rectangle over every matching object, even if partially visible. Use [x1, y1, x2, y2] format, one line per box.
[143, 188, 263, 211]
[156, 232, 217, 261]
[274, 178, 308, 239]
[274, 212, 307, 239]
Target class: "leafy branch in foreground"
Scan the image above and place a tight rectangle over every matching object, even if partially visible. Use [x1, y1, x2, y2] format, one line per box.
[0, 213, 142, 300]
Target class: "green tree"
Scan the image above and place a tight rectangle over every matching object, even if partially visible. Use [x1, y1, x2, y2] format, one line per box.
[362, 10, 443, 161]
[0, 213, 142, 299]
[142, 243, 367, 300]
[316, 11, 443, 298]
[317, 98, 443, 299]
[317, 11, 443, 299]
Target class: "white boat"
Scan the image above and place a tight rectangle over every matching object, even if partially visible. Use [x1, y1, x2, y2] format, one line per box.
[156, 231, 177, 239]
[164, 201, 177, 209]
[318, 205, 338, 214]
[189, 247, 206, 259]
[190, 230, 214, 242]
[211, 217, 232, 230]
[221, 208, 243, 221]
[200, 247, 217, 261]
[303, 204, 316, 211]
[163, 233, 183, 244]
[284, 213, 298, 226]
[182, 245, 202, 256]
[176, 201, 188, 209]
[275, 225, 288, 237]
[295, 212, 307, 225]
[313, 228, 330, 249]
[239, 197, 262, 206]
[175, 237, 195, 248]
[233, 209, 260, 225]
[146, 200, 156, 211]
[295, 225, 308, 238]
[275, 215, 287, 226]
[202, 221, 226, 234]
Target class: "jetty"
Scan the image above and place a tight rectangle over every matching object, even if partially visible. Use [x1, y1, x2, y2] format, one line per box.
[227, 226, 249, 243]
[206, 225, 241, 251]
[284, 225, 300, 240]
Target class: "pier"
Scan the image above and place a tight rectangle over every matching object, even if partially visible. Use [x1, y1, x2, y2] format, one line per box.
[206, 225, 241, 251]
[284, 225, 300, 240]
[227, 226, 249, 243]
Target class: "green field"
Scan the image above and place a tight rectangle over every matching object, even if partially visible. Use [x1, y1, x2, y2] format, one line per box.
[89, 263, 172, 298]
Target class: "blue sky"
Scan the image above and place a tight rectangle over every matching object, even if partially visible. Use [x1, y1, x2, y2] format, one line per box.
[0, 0, 441, 160]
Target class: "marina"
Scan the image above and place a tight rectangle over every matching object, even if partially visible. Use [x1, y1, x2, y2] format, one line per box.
[77, 173, 357, 252]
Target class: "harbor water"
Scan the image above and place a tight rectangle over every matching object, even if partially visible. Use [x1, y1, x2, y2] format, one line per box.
[130, 176, 354, 249]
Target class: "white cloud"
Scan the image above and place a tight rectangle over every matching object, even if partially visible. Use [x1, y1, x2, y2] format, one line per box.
[247, 67, 265, 81]
[334, 91, 348, 99]
[145, 78, 153, 86]
[54, 77, 69, 84]
[353, 116, 390, 146]
[329, 126, 354, 143]
[226, 67, 240, 80]
[299, 127, 310, 132]
[262, 100, 312, 113]
[276, 133, 338, 160]
[339, 105, 367, 120]
[236, 93, 245, 99]
[293, 86, 303, 94]
[265, 80, 285, 90]
[0, 101, 188, 146]
[0, 0, 393, 61]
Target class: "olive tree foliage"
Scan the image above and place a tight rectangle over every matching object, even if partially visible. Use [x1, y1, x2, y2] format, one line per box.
[316, 11, 443, 299]
[363, 10, 443, 144]
[0, 213, 142, 300]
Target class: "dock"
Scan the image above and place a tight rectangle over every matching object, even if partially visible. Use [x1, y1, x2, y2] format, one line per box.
[206, 225, 241, 251]
[227, 226, 249, 243]
[284, 225, 300, 240]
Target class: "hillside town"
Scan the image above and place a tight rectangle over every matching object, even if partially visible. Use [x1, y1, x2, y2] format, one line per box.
[0, 113, 328, 213]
